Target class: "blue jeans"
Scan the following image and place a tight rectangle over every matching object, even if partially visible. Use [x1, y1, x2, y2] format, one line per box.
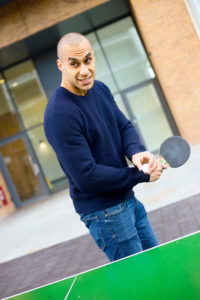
[80, 197, 158, 261]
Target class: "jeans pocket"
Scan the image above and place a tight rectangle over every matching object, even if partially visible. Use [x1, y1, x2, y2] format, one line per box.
[105, 200, 137, 243]
[104, 201, 127, 217]
[81, 215, 105, 250]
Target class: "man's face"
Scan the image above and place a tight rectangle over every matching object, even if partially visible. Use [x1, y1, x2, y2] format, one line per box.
[57, 39, 96, 96]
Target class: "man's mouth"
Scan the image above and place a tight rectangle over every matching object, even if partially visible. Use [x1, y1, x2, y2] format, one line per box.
[78, 75, 92, 85]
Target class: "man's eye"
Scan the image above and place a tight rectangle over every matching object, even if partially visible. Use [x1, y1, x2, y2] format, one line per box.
[85, 58, 91, 63]
[71, 62, 78, 67]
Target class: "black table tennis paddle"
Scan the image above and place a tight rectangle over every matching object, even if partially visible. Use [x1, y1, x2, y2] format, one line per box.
[142, 136, 191, 173]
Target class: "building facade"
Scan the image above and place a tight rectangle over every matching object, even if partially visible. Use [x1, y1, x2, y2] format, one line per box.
[0, 0, 199, 216]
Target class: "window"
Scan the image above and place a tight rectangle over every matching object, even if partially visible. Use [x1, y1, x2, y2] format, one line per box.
[0, 74, 22, 139]
[1, 60, 67, 196]
[87, 17, 174, 151]
[4, 61, 47, 129]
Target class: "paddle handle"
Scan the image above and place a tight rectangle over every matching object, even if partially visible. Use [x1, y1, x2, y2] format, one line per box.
[141, 156, 169, 173]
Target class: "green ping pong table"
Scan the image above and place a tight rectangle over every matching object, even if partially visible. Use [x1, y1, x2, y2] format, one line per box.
[5, 232, 200, 300]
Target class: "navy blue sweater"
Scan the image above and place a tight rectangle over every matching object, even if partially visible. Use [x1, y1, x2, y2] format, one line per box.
[44, 80, 149, 213]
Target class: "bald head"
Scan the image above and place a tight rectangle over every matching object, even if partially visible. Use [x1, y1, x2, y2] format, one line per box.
[56, 32, 96, 96]
[57, 32, 91, 60]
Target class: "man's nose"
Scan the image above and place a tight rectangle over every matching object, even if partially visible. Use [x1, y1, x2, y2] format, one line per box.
[79, 64, 89, 76]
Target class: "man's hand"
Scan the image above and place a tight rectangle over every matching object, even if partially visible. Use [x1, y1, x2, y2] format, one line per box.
[132, 151, 157, 174]
[149, 160, 163, 182]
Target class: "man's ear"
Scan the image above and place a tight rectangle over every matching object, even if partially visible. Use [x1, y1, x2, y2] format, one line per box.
[57, 59, 63, 72]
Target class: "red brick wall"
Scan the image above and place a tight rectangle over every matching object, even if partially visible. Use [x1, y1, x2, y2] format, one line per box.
[130, 0, 200, 145]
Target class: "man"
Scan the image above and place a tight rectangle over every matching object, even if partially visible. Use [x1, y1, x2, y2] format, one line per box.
[44, 32, 164, 262]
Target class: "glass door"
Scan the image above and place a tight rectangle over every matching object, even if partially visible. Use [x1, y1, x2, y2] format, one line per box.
[122, 82, 174, 152]
[0, 135, 46, 204]
[87, 16, 178, 152]
[2, 60, 67, 194]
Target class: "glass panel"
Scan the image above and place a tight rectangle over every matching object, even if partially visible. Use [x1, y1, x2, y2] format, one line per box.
[27, 125, 68, 192]
[97, 17, 155, 90]
[125, 84, 173, 152]
[0, 138, 43, 202]
[86, 33, 118, 94]
[0, 74, 22, 139]
[4, 60, 47, 129]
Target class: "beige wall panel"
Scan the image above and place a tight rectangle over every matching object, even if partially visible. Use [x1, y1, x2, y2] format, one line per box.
[0, 0, 108, 48]
[130, 0, 200, 144]
[0, 2, 28, 48]
[19, 0, 108, 35]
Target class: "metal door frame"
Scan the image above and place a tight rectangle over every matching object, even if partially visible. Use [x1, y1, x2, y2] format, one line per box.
[0, 132, 50, 208]
[117, 78, 179, 150]
[0, 62, 51, 208]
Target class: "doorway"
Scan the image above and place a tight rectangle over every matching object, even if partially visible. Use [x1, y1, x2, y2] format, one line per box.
[121, 80, 175, 152]
[0, 134, 49, 207]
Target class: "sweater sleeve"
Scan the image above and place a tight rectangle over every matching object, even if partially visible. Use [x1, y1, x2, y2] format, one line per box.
[45, 112, 149, 194]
